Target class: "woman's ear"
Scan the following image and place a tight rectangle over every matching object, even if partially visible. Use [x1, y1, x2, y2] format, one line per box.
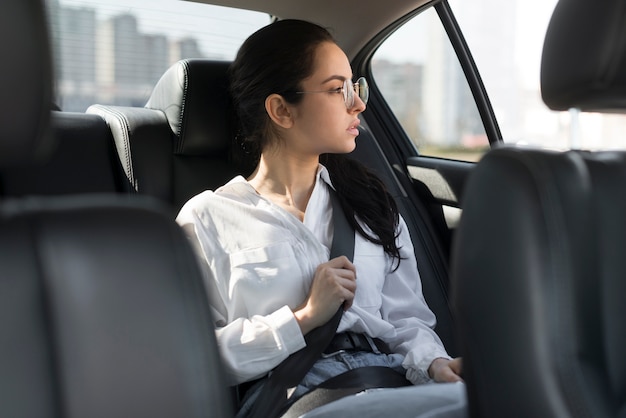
[265, 94, 294, 129]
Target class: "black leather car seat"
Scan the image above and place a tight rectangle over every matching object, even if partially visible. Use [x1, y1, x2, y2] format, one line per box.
[453, 147, 626, 418]
[451, 0, 626, 416]
[88, 59, 240, 213]
[0, 1, 233, 417]
[1, 111, 129, 196]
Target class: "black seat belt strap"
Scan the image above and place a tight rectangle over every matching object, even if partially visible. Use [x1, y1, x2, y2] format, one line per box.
[281, 366, 411, 418]
[327, 186, 355, 262]
[247, 187, 354, 418]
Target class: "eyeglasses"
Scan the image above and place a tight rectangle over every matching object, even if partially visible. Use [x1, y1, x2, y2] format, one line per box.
[295, 77, 369, 108]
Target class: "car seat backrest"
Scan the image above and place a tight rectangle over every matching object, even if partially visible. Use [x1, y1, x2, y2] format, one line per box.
[88, 59, 241, 213]
[454, 0, 626, 415]
[0, 1, 233, 417]
[1, 111, 128, 197]
[85, 104, 174, 203]
[2, 196, 235, 418]
[0, 0, 52, 165]
[452, 148, 626, 418]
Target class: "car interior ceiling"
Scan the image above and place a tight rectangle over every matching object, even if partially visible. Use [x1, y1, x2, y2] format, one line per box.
[451, 0, 626, 416]
[197, 0, 439, 59]
[192, 0, 434, 60]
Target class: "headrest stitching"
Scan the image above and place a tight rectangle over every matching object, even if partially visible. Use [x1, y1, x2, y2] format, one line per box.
[92, 105, 136, 191]
[176, 60, 191, 154]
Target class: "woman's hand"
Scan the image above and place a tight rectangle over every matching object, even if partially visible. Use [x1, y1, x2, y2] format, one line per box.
[294, 255, 357, 335]
[428, 357, 463, 383]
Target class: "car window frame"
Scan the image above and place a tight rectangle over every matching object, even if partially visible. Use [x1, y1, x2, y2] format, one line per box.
[353, 0, 501, 162]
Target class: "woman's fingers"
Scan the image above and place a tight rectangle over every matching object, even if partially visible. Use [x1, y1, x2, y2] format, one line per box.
[428, 357, 464, 383]
[295, 256, 359, 333]
[326, 255, 356, 276]
[317, 257, 357, 305]
[305, 257, 357, 318]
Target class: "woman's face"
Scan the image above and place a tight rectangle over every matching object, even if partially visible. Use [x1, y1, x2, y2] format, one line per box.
[285, 41, 366, 157]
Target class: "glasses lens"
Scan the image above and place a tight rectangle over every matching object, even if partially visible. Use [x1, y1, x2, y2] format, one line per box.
[343, 79, 352, 108]
[356, 77, 368, 105]
[343, 77, 369, 108]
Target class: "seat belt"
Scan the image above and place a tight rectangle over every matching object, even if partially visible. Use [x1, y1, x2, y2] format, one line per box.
[247, 188, 354, 418]
[281, 366, 411, 418]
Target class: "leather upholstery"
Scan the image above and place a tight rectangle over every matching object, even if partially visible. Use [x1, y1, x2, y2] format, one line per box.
[541, 0, 626, 111]
[86, 105, 173, 201]
[147, 59, 240, 210]
[0, 1, 234, 416]
[456, 1, 626, 415]
[1, 111, 128, 196]
[146, 59, 236, 156]
[0, 0, 53, 165]
[452, 147, 626, 417]
[88, 60, 240, 211]
[1, 197, 234, 418]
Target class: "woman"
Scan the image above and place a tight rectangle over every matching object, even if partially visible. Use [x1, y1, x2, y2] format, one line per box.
[176, 19, 465, 417]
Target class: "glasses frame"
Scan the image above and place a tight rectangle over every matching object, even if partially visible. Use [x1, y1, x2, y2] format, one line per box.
[295, 77, 369, 108]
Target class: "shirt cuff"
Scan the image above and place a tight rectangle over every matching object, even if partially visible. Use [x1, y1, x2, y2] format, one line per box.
[269, 305, 306, 354]
[403, 346, 452, 385]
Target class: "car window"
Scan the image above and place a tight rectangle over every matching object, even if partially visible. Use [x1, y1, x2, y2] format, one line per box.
[45, 0, 270, 112]
[450, 0, 626, 151]
[371, 6, 489, 162]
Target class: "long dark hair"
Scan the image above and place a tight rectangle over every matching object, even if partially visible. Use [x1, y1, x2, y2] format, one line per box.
[229, 19, 402, 267]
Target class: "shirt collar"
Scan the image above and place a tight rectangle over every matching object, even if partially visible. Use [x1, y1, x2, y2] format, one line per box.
[223, 164, 335, 192]
[318, 164, 335, 191]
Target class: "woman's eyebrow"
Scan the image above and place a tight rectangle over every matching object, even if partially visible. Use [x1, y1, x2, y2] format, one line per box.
[321, 74, 351, 84]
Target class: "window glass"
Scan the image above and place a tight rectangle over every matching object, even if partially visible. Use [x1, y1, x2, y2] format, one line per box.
[372, 6, 488, 162]
[449, 0, 626, 151]
[45, 0, 270, 111]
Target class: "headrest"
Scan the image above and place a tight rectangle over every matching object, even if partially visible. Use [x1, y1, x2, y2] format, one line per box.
[541, 0, 626, 111]
[145, 59, 235, 156]
[0, 0, 53, 166]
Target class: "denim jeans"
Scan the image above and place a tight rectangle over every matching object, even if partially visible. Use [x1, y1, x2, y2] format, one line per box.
[291, 351, 407, 400]
[301, 382, 467, 418]
[236, 351, 409, 417]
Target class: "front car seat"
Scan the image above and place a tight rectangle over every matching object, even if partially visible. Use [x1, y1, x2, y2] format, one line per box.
[0, 1, 233, 417]
[451, 0, 626, 416]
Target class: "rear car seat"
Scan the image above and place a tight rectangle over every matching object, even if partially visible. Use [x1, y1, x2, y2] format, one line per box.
[88, 59, 240, 213]
[0, 111, 128, 197]
[452, 0, 626, 415]
[1, 1, 233, 417]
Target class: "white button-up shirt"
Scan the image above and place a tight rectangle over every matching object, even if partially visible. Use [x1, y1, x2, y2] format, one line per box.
[176, 165, 450, 386]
